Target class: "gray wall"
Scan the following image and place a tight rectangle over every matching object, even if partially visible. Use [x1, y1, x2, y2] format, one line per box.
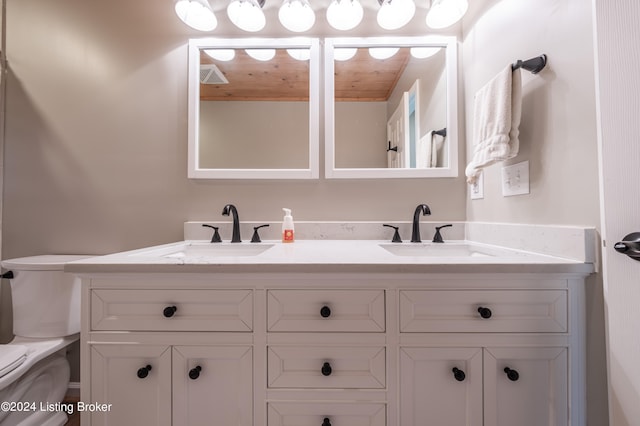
[1, 0, 607, 421]
[461, 0, 607, 423]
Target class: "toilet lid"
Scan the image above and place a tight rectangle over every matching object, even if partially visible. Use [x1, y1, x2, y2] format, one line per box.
[0, 345, 28, 378]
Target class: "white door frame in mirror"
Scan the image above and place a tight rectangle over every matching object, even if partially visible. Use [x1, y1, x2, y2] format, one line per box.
[188, 38, 320, 179]
[325, 36, 458, 179]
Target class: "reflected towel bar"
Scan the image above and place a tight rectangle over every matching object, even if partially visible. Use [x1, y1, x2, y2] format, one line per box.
[432, 128, 447, 137]
[512, 54, 547, 74]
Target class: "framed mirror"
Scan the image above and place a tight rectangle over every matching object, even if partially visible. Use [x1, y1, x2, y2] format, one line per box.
[325, 36, 458, 179]
[188, 38, 320, 179]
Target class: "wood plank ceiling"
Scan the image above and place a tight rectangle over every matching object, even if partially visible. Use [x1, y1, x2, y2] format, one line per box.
[199, 48, 410, 102]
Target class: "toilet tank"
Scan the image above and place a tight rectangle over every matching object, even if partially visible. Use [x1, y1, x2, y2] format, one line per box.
[1, 255, 89, 338]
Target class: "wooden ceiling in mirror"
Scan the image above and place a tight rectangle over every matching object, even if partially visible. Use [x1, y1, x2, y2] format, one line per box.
[199, 48, 410, 102]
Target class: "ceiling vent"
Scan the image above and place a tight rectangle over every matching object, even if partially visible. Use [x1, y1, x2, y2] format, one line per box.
[200, 64, 229, 84]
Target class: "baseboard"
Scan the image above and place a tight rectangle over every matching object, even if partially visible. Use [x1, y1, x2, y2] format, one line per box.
[66, 381, 80, 399]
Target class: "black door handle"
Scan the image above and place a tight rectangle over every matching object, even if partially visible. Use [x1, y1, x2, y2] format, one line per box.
[614, 232, 640, 261]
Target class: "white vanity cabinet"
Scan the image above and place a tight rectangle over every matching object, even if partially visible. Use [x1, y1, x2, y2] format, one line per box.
[78, 271, 588, 426]
[82, 280, 254, 426]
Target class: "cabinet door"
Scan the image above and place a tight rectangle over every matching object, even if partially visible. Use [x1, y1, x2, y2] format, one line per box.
[399, 347, 482, 426]
[173, 346, 253, 426]
[484, 347, 568, 426]
[268, 402, 386, 426]
[90, 344, 171, 426]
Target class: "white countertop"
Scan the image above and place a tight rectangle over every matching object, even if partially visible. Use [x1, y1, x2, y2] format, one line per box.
[64, 240, 595, 275]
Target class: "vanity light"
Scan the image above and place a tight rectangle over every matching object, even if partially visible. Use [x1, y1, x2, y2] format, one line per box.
[245, 48, 276, 61]
[175, 0, 217, 31]
[376, 0, 416, 30]
[286, 49, 311, 61]
[425, 0, 468, 29]
[410, 46, 441, 59]
[326, 0, 364, 31]
[279, 0, 316, 32]
[334, 47, 358, 61]
[369, 47, 400, 60]
[204, 49, 236, 61]
[227, 0, 266, 32]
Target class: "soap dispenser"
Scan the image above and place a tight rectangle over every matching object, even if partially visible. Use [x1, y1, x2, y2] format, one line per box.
[282, 208, 295, 243]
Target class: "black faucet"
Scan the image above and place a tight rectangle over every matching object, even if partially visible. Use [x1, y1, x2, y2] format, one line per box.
[411, 204, 432, 243]
[221, 204, 241, 243]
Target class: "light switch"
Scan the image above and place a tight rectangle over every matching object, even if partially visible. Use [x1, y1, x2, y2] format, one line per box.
[501, 161, 530, 197]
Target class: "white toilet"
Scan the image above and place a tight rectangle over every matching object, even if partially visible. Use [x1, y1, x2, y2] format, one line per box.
[0, 255, 88, 426]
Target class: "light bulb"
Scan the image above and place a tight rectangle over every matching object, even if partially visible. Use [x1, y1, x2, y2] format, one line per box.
[369, 47, 399, 60]
[245, 49, 276, 61]
[410, 47, 441, 59]
[426, 0, 468, 29]
[287, 49, 311, 61]
[279, 0, 316, 32]
[326, 0, 364, 31]
[204, 49, 236, 61]
[334, 48, 358, 61]
[227, 0, 266, 32]
[175, 0, 217, 32]
[376, 0, 415, 30]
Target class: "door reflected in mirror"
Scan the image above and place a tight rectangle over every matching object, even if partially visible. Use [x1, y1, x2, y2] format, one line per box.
[188, 38, 319, 179]
[325, 37, 459, 179]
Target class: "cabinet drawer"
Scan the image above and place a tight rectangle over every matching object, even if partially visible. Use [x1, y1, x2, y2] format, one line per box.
[268, 346, 386, 389]
[267, 290, 385, 332]
[268, 402, 386, 426]
[91, 289, 253, 331]
[399, 290, 567, 333]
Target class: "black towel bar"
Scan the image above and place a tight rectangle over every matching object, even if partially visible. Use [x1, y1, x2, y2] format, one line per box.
[432, 128, 447, 137]
[512, 54, 547, 74]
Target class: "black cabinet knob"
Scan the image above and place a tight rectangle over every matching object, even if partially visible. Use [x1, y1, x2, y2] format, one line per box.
[504, 367, 520, 381]
[322, 418, 331, 426]
[189, 365, 202, 380]
[452, 367, 466, 382]
[321, 362, 333, 376]
[163, 306, 177, 318]
[137, 365, 152, 379]
[320, 305, 331, 318]
[477, 306, 492, 319]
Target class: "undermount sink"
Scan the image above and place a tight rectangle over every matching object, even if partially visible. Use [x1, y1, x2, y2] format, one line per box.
[379, 243, 495, 258]
[133, 242, 275, 259]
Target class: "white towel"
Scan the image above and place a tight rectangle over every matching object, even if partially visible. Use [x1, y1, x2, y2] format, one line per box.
[465, 66, 522, 184]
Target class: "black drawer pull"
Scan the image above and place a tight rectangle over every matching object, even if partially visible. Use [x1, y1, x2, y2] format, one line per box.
[320, 305, 331, 318]
[189, 366, 202, 380]
[163, 306, 177, 318]
[504, 367, 520, 381]
[452, 367, 466, 382]
[321, 362, 333, 376]
[477, 306, 492, 319]
[137, 365, 152, 379]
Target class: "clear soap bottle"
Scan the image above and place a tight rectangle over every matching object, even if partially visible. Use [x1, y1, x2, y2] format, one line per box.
[282, 208, 295, 243]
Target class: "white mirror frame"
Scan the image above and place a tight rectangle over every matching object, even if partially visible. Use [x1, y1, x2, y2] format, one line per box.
[188, 38, 320, 179]
[324, 36, 459, 179]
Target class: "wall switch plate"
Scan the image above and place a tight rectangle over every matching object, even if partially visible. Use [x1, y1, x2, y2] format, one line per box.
[501, 161, 530, 196]
[470, 171, 484, 200]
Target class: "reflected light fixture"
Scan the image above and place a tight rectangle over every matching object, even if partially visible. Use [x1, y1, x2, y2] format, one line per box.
[287, 49, 311, 61]
[245, 48, 276, 61]
[227, 0, 266, 32]
[425, 0, 468, 29]
[409, 46, 441, 59]
[279, 0, 316, 32]
[376, 0, 415, 30]
[369, 47, 400, 60]
[334, 47, 358, 61]
[326, 0, 364, 31]
[204, 49, 236, 61]
[175, 0, 217, 31]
